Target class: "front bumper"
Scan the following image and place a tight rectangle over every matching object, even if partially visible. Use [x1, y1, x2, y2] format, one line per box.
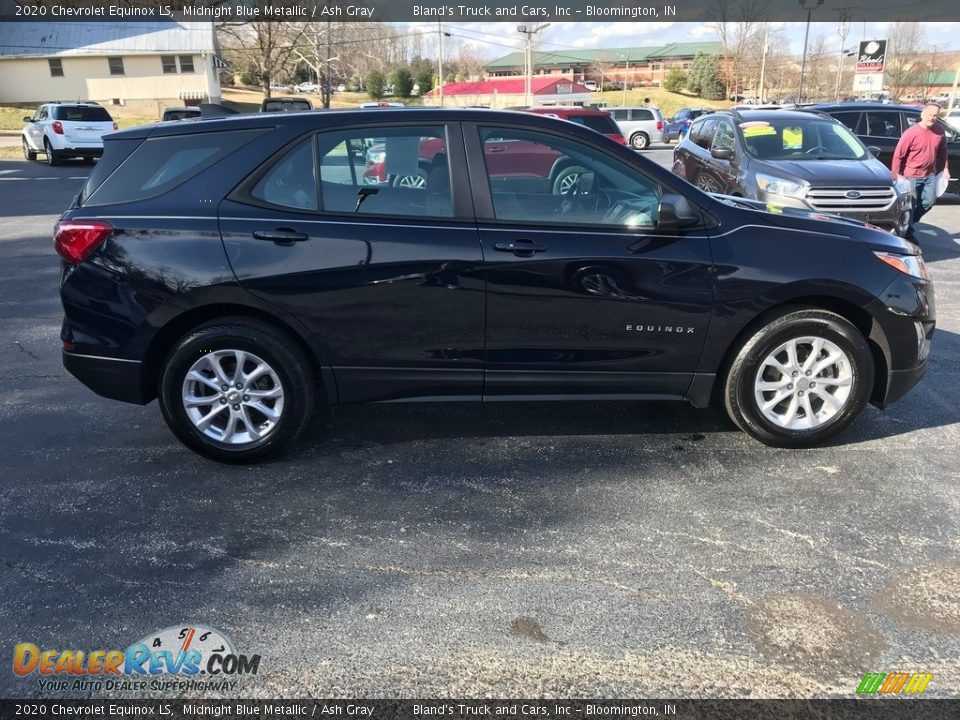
[758, 190, 912, 236]
[63, 351, 149, 405]
[869, 272, 935, 408]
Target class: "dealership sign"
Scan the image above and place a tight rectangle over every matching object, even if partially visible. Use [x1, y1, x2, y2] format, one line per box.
[856, 40, 887, 74]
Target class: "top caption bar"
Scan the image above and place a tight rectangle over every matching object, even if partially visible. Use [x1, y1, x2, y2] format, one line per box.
[2, 0, 960, 23]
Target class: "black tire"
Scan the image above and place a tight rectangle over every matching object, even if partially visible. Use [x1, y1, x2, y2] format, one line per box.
[158, 319, 316, 463]
[723, 308, 874, 448]
[552, 164, 588, 195]
[22, 138, 37, 161]
[630, 132, 650, 150]
[44, 139, 60, 166]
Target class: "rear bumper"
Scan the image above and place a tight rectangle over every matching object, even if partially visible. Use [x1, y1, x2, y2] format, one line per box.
[63, 351, 149, 405]
[55, 147, 103, 158]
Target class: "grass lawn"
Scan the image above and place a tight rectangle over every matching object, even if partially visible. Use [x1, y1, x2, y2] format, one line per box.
[592, 88, 731, 116]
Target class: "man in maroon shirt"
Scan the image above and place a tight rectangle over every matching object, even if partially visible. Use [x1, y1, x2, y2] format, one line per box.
[891, 103, 948, 242]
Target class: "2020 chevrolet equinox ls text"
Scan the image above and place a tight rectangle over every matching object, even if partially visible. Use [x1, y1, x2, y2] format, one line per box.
[57, 109, 935, 462]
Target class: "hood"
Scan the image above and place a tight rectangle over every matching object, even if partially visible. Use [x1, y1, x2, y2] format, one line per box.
[709, 194, 918, 255]
[753, 157, 894, 186]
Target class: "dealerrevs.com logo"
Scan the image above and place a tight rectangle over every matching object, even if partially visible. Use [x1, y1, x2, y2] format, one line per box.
[13, 625, 260, 693]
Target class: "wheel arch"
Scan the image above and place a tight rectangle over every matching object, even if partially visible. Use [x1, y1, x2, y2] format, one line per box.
[141, 303, 336, 405]
[711, 294, 891, 407]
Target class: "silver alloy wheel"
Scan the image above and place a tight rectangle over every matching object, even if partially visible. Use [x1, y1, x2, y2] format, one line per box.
[631, 133, 649, 149]
[396, 173, 426, 189]
[753, 336, 853, 431]
[557, 172, 580, 195]
[181, 350, 285, 445]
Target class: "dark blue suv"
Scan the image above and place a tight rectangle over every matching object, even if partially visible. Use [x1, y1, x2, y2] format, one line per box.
[57, 109, 934, 461]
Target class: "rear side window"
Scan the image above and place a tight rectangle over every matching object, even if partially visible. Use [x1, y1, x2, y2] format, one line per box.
[863, 111, 901, 138]
[566, 114, 619, 134]
[53, 106, 112, 122]
[85, 129, 265, 206]
[251, 139, 318, 210]
[631, 109, 654, 121]
[830, 111, 862, 133]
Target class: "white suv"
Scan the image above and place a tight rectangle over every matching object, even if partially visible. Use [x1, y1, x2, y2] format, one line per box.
[21, 102, 116, 166]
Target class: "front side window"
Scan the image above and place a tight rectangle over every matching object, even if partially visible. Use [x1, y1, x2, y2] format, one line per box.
[478, 127, 660, 229]
[316, 126, 451, 218]
[693, 117, 719, 149]
[107, 57, 124, 76]
[712, 121, 736, 152]
[161, 55, 177, 74]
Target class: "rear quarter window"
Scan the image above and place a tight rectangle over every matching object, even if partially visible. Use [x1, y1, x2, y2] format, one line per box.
[84, 128, 266, 207]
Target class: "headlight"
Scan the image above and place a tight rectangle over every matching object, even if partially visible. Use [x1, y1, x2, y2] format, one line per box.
[893, 177, 912, 195]
[366, 150, 385, 164]
[874, 251, 929, 281]
[755, 173, 808, 198]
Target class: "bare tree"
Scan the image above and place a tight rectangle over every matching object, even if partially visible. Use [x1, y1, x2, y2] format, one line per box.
[218, 21, 306, 97]
[885, 22, 927, 102]
[709, 0, 769, 98]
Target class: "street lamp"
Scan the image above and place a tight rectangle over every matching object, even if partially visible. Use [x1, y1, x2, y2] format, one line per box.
[518, 23, 550, 106]
[797, 0, 824, 103]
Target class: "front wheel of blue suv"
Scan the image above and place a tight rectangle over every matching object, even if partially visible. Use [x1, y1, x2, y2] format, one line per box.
[723, 308, 875, 447]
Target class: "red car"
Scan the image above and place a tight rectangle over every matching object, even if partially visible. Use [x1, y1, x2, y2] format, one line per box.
[523, 106, 627, 145]
[363, 107, 624, 194]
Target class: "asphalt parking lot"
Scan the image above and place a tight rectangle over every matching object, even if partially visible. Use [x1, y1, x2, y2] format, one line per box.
[1, 152, 959, 699]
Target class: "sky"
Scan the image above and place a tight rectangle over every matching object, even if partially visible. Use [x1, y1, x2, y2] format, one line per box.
[419, 21, 960, 59]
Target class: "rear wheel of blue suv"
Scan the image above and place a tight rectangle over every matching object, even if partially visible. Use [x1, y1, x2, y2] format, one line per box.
[56, 109, 934, 462]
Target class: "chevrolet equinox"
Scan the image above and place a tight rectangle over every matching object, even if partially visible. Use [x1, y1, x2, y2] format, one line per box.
[57, 109, 935, 462]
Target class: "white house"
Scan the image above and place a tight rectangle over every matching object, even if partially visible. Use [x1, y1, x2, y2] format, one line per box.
[0, 22, 223, 113]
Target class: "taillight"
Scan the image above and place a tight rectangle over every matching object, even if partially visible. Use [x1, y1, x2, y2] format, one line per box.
[656, 120, 664, 130]
[112, 122, 118, 130]
[52, 121, 64, 135]
[54, 220, 113, 264]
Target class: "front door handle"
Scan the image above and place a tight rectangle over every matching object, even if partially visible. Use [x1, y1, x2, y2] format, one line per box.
[493, 239, 547, 256]
[252, 228, 309, 245]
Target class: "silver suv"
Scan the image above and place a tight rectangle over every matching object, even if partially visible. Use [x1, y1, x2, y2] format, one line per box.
[608, 106, 667, 150]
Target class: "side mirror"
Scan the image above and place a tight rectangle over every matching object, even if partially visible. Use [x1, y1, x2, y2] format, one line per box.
[710, 147, 734, 160]
[866, 145, 881, 155]
[658, 193, 701, 229]
[23, 116, 33, 122]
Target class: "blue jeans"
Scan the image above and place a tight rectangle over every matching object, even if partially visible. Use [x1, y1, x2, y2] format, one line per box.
[907, 175, 937, 236]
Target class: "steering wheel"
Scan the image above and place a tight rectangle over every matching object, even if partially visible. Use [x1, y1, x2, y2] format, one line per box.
[805, 145, 828, 155]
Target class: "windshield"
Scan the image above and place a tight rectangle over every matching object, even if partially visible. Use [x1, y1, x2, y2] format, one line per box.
[739, 118, 867, 160]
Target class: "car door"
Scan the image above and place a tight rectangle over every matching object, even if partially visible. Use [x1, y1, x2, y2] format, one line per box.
[26, 106, 46, 149]
[463, 122, 714, 399]
[685, 116, 721, 192]
[904, 113, 960, 182]
[219, 122, 486, 404]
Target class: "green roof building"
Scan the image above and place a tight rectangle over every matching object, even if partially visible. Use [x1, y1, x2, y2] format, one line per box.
[485, 42, 723, 88]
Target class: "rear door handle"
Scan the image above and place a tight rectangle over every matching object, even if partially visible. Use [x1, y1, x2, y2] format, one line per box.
[493, 239, 547, 256]
[252, 228, 309, 245]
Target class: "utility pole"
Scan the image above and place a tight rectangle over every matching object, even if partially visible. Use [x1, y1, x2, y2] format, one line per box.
[758, 24, 769, 103]
[835, 9, 850, 101]
[323, 19, 332, 109]
[950, 64, 960, 111]
[438, 21, 444, 107]
[797, 0, 824, 103]
[518, 23, 550, 107]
